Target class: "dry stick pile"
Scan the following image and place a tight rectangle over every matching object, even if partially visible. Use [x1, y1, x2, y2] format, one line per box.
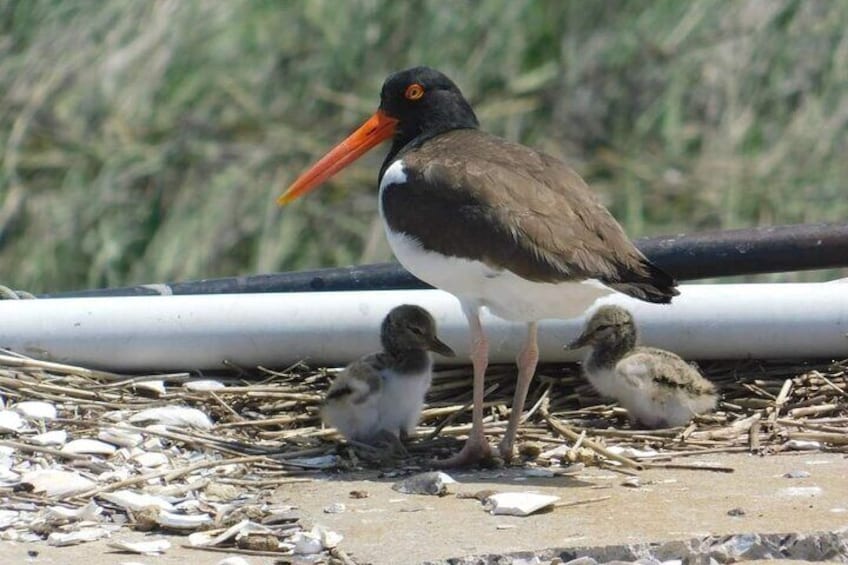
[0, 350, 846, 555]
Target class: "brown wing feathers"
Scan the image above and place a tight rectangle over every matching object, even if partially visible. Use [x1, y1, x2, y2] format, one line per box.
[385, 130, 677, 303]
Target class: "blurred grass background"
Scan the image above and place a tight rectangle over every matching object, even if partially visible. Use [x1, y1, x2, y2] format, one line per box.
[0, 0, 846, 294]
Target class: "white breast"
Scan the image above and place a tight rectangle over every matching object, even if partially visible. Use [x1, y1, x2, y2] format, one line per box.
[376, 363, 433, 436]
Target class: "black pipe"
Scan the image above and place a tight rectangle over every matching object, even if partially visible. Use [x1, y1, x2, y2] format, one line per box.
[40, 222, 848, 298]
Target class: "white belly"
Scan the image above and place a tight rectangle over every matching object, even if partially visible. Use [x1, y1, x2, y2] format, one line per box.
[377, 367, 432, 436]
[385, 228, 612, 322]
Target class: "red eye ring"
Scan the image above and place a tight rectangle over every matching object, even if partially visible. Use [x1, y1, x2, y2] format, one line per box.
[404, 83, 425, 100]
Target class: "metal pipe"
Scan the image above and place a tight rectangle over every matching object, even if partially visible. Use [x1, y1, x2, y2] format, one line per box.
[40, 222, 848, 298]
[4, 283, 847, 371]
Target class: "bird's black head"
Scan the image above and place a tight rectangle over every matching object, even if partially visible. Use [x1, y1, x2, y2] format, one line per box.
[379, 66, 479, 154]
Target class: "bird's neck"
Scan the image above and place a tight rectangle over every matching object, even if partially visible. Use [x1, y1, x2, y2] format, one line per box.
[586, 332, 637, 370]
[377, 349, 432, 376]
[379, 108, 479, 180]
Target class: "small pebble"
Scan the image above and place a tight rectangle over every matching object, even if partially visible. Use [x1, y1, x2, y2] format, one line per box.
[727, 507, 746, 517]
[783, 470, 811, 479]
[349, 490, 369, 499]
[323, 502, 346, 514]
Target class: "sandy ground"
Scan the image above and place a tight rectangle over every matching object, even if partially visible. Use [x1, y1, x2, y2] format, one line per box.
[3, 452, 847, 564]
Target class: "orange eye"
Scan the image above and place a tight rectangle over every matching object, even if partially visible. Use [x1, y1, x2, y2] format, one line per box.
[404, 83, 425, 100]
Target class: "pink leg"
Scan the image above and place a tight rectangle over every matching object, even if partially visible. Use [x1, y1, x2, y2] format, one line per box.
[498, 322, 539, 461]
[434, 304, 492, 467]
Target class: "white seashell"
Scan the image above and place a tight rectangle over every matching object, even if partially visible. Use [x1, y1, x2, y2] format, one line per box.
[62, 439, 118, 456]
[108, 538, 171, 554]
[30, 430, 68, 446]
[155, 510, 213, 530]
[102, 410, 132, 422]
[607, 446, 658, 459]
[47, 527, 110, 546]
[99, 490, 175, 512]
[183, 380, 226, 392]
[98, 427, 143, 447]
[45, 501, 102, 522]
[292, 531, 323, 555]
[0, 410, 25, 432]
[22, 469, 96, 498]
[129, 406, 213, 429]
[0, 509, 19, 529]
[0, 467, 20, 486]
[188, 518, 272, 547]
[13, 401, 57, 420]
[323, 502, 346, 514]
[132, 452, 169, 468]
[316, 525, 343, 549]
[785, 439, 821, 451]
[133, 380, 166, 397]
[485, 492, 561, 516]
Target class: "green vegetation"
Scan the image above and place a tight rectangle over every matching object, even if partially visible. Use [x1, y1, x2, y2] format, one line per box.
[1, 0, 846, 293]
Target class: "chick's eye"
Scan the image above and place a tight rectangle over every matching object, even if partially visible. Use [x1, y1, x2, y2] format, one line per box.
[404, 83, 425, 100]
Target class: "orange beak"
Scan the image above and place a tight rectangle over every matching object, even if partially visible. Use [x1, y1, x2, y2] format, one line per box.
[277, 110, 399, 205]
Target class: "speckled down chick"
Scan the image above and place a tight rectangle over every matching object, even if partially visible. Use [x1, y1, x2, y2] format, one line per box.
[322, 304, 455, 442]
[566, 305, 717, 428]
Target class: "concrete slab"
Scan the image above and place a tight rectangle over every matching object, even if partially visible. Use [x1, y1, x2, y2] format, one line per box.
[5, 452, 844, 564]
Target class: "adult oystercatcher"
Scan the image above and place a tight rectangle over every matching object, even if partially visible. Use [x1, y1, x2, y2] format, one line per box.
[279, 66, 678, 466]
[566, 305, 716, 429]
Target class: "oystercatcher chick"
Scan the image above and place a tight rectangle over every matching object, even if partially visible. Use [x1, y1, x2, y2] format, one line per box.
[567, 305, 717, 428]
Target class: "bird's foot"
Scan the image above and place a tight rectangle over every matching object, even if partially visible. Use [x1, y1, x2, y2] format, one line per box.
[432, 437, 494, 468]
[497, 436, 516, 464]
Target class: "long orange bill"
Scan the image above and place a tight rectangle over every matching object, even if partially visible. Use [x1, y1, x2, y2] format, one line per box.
[277, 110, 398, 205]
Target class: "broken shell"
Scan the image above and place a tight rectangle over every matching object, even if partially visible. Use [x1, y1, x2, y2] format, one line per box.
[0, 410, 25, 432]
[98, 427, 144, 447]
[156, 510, 213, 530]
[607, 445, 658, 459]
[13, 401, 57, 420]
[133, 380, 166, 397]
[183, 380, 226, 392]
[188, 518, 272, 547]
[316, 525, 343, 548]
[107, 538, 171, 554]
[62, 438, 118, 456]
[45, 501, 103, 523]
[392, 471, 457, 496]
[485, 492, 560, 516]
[292, 531, 323, 555]
[30, 430, 68, 446]
[785, 439, 821, 451]
[21, 469, 96, 498]
[47, 527, 110, 546]
[99, 490, 176, 512]
[129, 406, 213, 430]
[132, 451, 169, 468]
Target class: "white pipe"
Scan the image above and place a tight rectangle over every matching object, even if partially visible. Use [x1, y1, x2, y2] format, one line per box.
[0, 282, 845, 371]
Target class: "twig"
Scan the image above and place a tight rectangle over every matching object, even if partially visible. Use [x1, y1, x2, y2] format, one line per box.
[0, 439, 90, 461]
[643, 462, 735, 473]
[554, 495, 611, 509]
[539, 399, 643, 470]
